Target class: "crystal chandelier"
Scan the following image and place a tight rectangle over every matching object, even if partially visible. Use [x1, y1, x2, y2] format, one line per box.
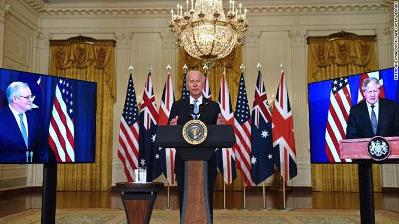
[169, 0, 248, 62]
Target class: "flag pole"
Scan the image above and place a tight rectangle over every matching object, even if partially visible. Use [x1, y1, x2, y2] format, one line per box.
[262, 182, 266, 209]
[167, 183, 171, 209]
[243, 185, 246, 209]
[223, 182, 226, 209]
[282, 177, 286, 210]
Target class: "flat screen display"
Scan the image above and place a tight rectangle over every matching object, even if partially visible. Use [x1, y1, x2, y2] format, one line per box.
[0, 68, 96, 163]
[308, 67, 398, 163]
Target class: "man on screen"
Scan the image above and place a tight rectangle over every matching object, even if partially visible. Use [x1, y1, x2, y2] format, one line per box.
[346, 77, 399, 139]
[168, 70, 224, 222]
[0, 82, 46, 163]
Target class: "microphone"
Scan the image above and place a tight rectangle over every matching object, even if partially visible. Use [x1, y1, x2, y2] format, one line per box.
[189, 104, 194, 116]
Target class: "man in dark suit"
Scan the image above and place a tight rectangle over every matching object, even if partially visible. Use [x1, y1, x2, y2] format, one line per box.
[168, 70, 224, 222]
[0, 82, 46, 163]
[346, 77, 399, 139]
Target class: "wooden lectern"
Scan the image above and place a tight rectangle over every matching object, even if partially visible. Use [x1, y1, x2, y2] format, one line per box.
[116, 182, 164, 224]
[156, 125, 235, 224]
[340, 137, 399, 224]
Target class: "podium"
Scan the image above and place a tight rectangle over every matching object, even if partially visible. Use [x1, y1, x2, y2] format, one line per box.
[156, 125, 235, 224]
[116, 182, 164, 224]
[340, 137, 399, 224]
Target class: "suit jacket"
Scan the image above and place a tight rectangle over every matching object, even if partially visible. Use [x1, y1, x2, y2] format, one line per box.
[346, 99, 399, 139]
[0, 106, 46, 163]
[168, 97, 221, 176]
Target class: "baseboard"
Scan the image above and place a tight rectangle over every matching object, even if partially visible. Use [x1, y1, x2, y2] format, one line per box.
[0, 186, 42, 198]
[382, 187, 399, 193]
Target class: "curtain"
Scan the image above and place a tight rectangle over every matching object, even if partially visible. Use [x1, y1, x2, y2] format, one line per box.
[49, 36, 116, 191]
[307, 31, 381, 192]
[178, 47, 245, 190]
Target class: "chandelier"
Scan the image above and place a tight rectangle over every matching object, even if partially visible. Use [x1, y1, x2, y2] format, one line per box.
[169, 0, 248, 62]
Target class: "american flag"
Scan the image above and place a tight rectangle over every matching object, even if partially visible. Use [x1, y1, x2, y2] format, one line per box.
[324, 77, 352, 162]
[181, 71, 190, 100]
[251, 71, 274, 185]
[216, 71, 236, 185]
[139, 72, 161, 182]
[233, 73, 254, 186]
[158, 71, 176, 185]
[117, 74, 140, 181]
[357, 71, 385, 102]
[48, 79, 75, 162]
[272, 68, 297, 183]
[202, 73, 212, 100]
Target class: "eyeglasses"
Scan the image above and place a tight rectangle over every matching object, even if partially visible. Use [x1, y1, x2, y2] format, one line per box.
[19, 95, 35, 100]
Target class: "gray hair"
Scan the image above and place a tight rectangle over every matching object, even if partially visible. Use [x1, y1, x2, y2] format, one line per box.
[362, 77, 380, 92]
[6, 81, 29, 103]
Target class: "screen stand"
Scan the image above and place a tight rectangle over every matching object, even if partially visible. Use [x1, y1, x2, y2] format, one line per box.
[41, 163, 57, 224]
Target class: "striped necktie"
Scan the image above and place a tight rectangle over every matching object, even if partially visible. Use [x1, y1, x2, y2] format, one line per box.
[370, 105, 377, 135]
[19, 113, 28, 148]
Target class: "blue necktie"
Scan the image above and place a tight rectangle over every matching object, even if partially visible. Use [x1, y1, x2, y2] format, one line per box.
[19, 113, 28, 149]
[370, 105, 377, 135]
[193, 99, 199, 115]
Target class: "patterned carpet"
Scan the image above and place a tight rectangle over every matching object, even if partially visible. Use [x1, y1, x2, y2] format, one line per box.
[1, 208, 399, 224]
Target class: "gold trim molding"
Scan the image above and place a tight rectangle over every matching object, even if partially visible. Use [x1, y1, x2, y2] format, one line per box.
[22, 2, 386, 16]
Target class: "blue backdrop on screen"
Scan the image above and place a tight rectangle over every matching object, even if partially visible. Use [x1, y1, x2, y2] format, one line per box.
[0, 68, 96, 163]
[308, 67, 398, 163]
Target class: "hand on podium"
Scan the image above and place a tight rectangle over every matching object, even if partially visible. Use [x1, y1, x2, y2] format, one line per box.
[217, 113, 225, 125]
[170, 116, 178, 125]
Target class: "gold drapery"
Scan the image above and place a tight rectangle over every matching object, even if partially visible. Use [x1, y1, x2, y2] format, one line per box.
[178, 46, 244, 190]
[49, 36, 116, 191]
[307, 31, 377, 83]
[307, 31, 381, 192]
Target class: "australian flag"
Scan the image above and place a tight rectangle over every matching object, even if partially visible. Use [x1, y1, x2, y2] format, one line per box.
[251, 71, 274, 185]
[139, 72, 161, 182]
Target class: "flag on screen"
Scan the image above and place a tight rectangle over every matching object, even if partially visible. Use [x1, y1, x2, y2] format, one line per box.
[251, 71, 274, 185]
[48, 79, 75, 162]
[181, 71, 190, 100]
[272, 68, 297, 183]
[158, 71, 176, 185]
[203, 73, 212, 100]
[324, 77, 352, 162]
[216, 71, 236, 185]
[357, 71, 385, 102]
[117, 74, 140, 181]
[139, 72, 161, 182]
[233, 73, 254, 186]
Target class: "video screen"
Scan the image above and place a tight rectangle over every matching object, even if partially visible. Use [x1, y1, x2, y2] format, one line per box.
[308, 67, 398, 163]
[0, 68, 96, 163]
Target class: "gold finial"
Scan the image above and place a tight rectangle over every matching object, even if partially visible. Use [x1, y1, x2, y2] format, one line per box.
[256, 62, 262, 70]
[166, 64, 172, 72]
[240, 64, 245, 72]
[148, 65, 153, 73]
[128, 65, 134, 72]
[183, 64, 188, 73]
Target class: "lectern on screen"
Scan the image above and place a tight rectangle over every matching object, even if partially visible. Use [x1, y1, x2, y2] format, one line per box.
[308, 67, 399, 163]
[0, 68, 96, 164]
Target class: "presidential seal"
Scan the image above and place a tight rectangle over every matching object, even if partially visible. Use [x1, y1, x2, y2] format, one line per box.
[367, 136, 391, 161]
[182, 119, 208, 145]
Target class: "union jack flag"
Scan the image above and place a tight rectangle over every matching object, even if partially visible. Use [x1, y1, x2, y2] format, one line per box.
[251, 71, 274, 185]
[324, 77, 352, 162]
[216, 71, 236, 185]
[117, 74, 140, 181]
[272, 68, 297, 183]
[202, 73, 212, 100]
[233, 73, 254, 186]
[357, 71, 385, 102]
[139, 72, 161, 182]
[158, 71, 176, 185]
[48, 79, 75, 162]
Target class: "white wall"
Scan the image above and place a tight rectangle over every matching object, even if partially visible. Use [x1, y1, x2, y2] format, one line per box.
[0, 0, 396, 189]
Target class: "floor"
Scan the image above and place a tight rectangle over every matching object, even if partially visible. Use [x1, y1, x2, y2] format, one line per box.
[0, 189, 398, 218]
